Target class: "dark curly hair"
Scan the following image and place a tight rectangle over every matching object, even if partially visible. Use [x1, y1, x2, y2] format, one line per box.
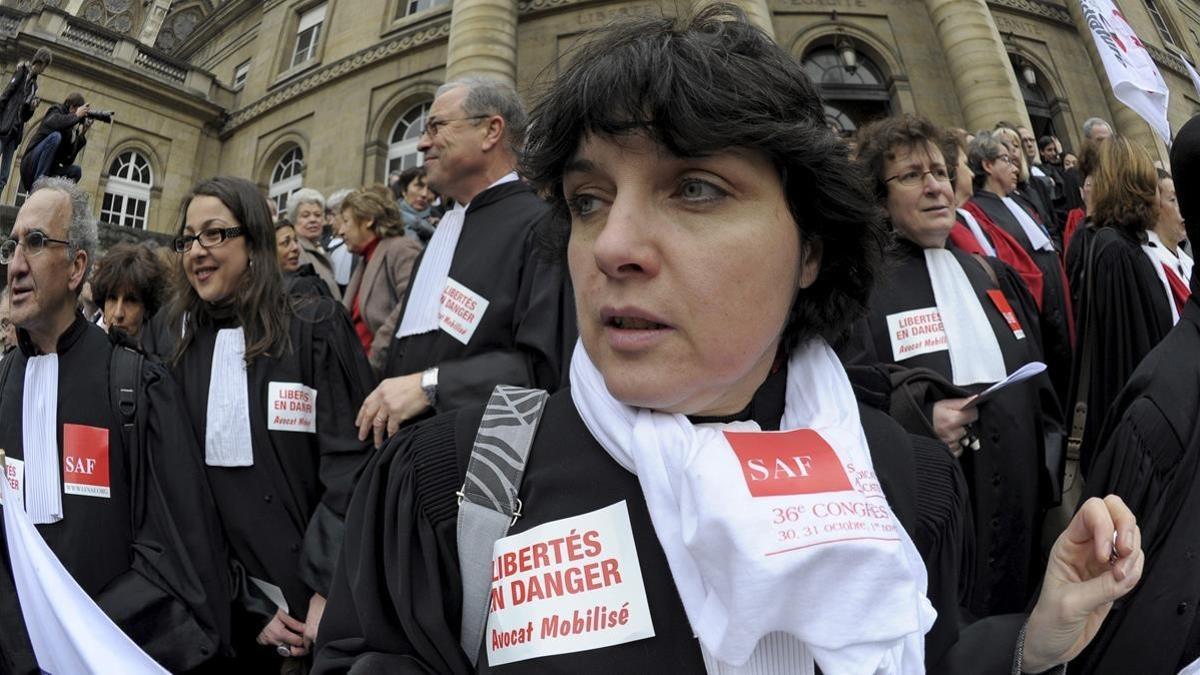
[855, 114, 947, 206]
[90, 242, 167, 319]
[521, 3, 885, 348]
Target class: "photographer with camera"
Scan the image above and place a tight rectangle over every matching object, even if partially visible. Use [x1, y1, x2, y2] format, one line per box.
[0, 47, 52, 195]
[18, 92, 110, 191]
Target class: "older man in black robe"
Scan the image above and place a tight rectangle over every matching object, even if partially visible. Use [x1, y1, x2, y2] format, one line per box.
[1070, 114, 1200, 673]
[356, 77, 573, 446]
[0, 177, 229, 671]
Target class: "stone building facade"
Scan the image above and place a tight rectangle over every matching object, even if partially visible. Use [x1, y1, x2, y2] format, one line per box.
[0, 0, 1197, 235]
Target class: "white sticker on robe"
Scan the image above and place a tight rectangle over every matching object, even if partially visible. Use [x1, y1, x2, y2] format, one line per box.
[885, 306, 948, 361]
[2, 457, 25, 511]
[267, 382, 318, 433]
[725, 428, 901, 557]
[438, 277, 490, 345]
[485, 501, 655, 666]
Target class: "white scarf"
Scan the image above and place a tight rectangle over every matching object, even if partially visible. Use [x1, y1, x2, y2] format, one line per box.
[570, 339, 934, 673]
[1000, 196, 1055, 252]
[396, 172, 520, 339]
[22, 355, 61, 525]
[1141, 244, 1181, 325]
[204, 328, 254, 467]
[1147, 230, 1194, 282]
[956, 208, 997, 256]
[925, 249, 1009, 385]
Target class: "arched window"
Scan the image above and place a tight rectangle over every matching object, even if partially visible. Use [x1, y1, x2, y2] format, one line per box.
[101, 150, 153, 230]
[269, 146, 305, 213]
[802, 46, 891, 137]
[1011, 56, 1060, 140]
[387, 103, 428, 176]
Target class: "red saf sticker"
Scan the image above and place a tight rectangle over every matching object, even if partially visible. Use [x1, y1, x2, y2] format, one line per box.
[62, 424, 110, 498]
[725, 429, 853, 498]
[986, 289, 1026, 339]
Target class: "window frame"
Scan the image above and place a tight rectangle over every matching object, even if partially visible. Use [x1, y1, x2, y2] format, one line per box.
[269, 146, 305, 214]
[290, 3, 327, 69]
[233, 59, 251, 90]
[101, 150, 153, 230]
[386, 102, 429, 177]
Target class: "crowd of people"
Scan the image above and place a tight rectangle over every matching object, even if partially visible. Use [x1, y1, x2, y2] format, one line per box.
[2, 3, 1199, 673]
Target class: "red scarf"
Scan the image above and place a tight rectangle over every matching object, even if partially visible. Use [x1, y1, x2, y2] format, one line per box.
[1062, 208, 1086, 259]
[954, 202, 1046, 310]
[1163, 262, 1192, 316]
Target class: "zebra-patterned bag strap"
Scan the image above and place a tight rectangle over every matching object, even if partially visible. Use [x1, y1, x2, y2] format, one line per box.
[457, 385, 550, 664]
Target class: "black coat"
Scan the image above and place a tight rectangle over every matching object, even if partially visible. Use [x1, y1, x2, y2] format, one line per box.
[841, 241, 1061, 617]
[382, 180, 575, 415]
[0, 64, 38, 140]
[0, 317, 231, 671]
[313, 364, 1030, 674]
[971, 190, 1074, 403]
[1071, 297, 1200, 673]
[1068, 226, 1174, 476]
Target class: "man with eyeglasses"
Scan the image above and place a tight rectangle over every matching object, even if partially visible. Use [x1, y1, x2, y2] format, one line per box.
[357, 77, 574, 447]
[0, 177, 231, 670]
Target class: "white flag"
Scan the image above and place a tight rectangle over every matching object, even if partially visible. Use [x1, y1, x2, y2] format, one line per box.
[1, 454, 168, 675]
[1080, 0, 1171, 143]
[1172, 47, 1200, 102]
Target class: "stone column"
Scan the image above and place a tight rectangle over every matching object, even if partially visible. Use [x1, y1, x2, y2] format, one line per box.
[1064, 0, 1167, 161]
[924, 0, 1031, 131]
[444, 0, 517, 88]
[137, 0, 173, 47]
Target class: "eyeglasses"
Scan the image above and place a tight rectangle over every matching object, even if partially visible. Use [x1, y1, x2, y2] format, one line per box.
[0, 231, 72, 264]
[420, 115, 489, 138]
[173, 226, 246, 253]
[993, 155, 1013, 165]
[884, 168, 952, 187]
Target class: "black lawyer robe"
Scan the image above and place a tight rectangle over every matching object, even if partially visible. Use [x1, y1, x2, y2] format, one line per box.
[382, 180, 575, 414]
[0, 316, 230, 671]
[841, 241, 1061, 617]
[970, 189, 1074, 403]
[169, 296, 377, 633]
[313, 367, 1031, 674]
[1070, 298, 1200, 673]
[1067, 226, 1174, 476]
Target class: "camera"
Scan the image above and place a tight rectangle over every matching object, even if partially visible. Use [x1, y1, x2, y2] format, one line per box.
[85, 109, 115, 123]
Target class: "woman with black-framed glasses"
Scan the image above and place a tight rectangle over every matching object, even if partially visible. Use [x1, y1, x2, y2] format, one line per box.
[148, 175, 377, 670]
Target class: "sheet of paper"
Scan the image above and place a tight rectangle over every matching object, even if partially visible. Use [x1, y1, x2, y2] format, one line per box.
[963, 361, 1047, 409]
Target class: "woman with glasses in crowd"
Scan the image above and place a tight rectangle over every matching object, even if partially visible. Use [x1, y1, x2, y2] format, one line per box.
[157, 176, 377, 668]
[313, 7, 1141, 674]
[843, 114, 1064, 621]
[966, 131, 1074, 403]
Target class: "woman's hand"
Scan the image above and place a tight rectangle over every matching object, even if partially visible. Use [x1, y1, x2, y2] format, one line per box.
[303, 593, 326, 650]
[931, 397, 979, 457]
[255, 608, 308, 657]
[356, 373, 430, 448]
[1020, 495, 1144, 672]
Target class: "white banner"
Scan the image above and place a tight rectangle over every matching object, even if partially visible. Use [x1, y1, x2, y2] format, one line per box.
[1172, 47, 1200, 102]
[1080, 0, 1171, 143]
[1, 454, 167, 674]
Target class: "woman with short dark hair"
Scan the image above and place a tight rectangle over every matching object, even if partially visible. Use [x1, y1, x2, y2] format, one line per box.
[395, 166, 436, 244]
[90, 242, 165, 341]
[847, 113, 1063, 621]
[314, 7, 1142, 674]
[161, 176, 376, 669]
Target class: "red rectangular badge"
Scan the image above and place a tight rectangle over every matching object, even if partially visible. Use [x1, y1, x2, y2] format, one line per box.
[986, 289, 1025, 339]
[724, 429, 852, 498]
[62, 424, 110, 498]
